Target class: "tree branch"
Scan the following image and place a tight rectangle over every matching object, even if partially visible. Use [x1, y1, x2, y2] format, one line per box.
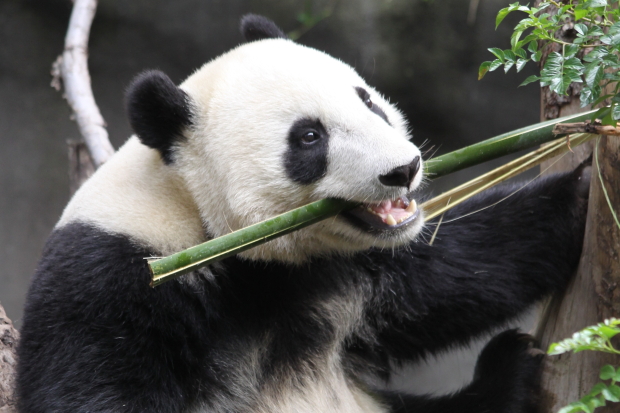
[553, 121, 620, 136]
[52, 0, 114, 168]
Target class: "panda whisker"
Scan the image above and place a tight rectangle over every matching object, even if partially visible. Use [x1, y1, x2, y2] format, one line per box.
[417, 139, 430, 150]
[222, 213, 234, 234]
[423, 145, 442, 163]
[329, 213, 340, 227]
[421, 145, 436, 158]
[427, 213, 445, 246]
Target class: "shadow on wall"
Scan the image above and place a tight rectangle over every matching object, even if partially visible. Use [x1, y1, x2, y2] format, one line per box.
[0, 0, 539, 395]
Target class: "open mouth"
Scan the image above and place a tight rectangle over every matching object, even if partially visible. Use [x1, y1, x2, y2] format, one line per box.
[343, 195, 420, 232]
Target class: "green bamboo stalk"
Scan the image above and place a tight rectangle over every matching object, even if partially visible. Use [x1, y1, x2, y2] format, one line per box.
[149, 109, 599, 286]
[424, 109, 597, 177]
[149, 199, 352, 286]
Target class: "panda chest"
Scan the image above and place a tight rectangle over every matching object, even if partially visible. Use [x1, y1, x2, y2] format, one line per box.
[250, 371, 388, 413]
[197, 333, 387, 413]
[218, 258, 368, 351]
[205, 267, 377, 412]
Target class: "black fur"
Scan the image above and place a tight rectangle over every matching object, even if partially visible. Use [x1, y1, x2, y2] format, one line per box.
[380, 330, 543, 413]
[17, 166, 588, 412]
[240, 14, 287, 42]
[284, 118, 329, 184]
[355, 86, 391, 125]
[126, 70, 193, 164]
[379, 156, 421, 188]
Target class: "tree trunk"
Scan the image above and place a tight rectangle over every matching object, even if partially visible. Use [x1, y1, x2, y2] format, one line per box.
[535, 29, 620, 413]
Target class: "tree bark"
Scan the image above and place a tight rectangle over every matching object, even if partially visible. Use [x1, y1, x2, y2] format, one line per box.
[55, 0, 114, 167]
[538, 136, 620, 413]
[0, 304, 18, 413]
[535, 18, 620, 413]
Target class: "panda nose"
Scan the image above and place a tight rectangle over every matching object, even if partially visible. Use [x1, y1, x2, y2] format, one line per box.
[379, 156, 420, 188]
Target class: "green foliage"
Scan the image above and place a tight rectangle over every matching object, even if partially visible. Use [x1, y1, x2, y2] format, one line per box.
[479, 0, 620, 125]
[287, 0, 336, 40]
[548, 319, 620, 413]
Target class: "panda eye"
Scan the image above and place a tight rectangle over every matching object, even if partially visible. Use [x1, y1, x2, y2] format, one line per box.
[355, 86, 391, 126]
[355, 86, 373, 109]
[301, 131, 320, 144]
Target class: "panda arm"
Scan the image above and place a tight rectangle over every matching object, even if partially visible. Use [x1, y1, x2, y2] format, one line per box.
[364, 166, 589, 360]
[16, 223, 218, 413]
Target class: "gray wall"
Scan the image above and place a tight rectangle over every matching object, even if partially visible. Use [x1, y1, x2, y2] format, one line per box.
[1, 0, 540, 394]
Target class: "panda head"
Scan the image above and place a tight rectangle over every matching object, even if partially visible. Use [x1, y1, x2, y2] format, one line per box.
[126, 15, 424, 263]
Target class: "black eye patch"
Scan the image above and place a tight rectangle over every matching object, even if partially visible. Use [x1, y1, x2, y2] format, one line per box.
[284, 118, 329, 185]
[355, 86, 391, 126]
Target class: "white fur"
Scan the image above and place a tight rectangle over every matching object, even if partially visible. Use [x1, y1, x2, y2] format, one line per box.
[176, 39, 424, 262]
[57, 137, 206, 256]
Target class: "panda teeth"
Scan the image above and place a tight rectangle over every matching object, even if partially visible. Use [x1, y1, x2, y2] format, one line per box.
[362, 197, 417, 226]
[405, 199, 417, 213]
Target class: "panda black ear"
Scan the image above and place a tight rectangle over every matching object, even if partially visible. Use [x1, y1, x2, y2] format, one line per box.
[240, 14, 287, 42]
[125, 70, 192, 164]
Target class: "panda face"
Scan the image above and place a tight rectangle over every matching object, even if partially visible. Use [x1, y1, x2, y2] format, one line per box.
[124, 21, 424, 262]
[167, 39, 424, 262]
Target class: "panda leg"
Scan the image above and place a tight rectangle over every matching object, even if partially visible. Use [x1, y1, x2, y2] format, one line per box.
[380, 330, 543, 413]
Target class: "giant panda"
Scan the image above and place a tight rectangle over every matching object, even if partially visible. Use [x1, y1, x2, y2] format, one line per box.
[16, 15, 590, 413]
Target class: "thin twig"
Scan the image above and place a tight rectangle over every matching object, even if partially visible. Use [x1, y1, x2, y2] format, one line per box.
[553, 121, 620, 136]
[55, 0, 114, 167]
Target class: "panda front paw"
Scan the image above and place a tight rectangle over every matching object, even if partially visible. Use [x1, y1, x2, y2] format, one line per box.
[471, 329, 544, 413]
